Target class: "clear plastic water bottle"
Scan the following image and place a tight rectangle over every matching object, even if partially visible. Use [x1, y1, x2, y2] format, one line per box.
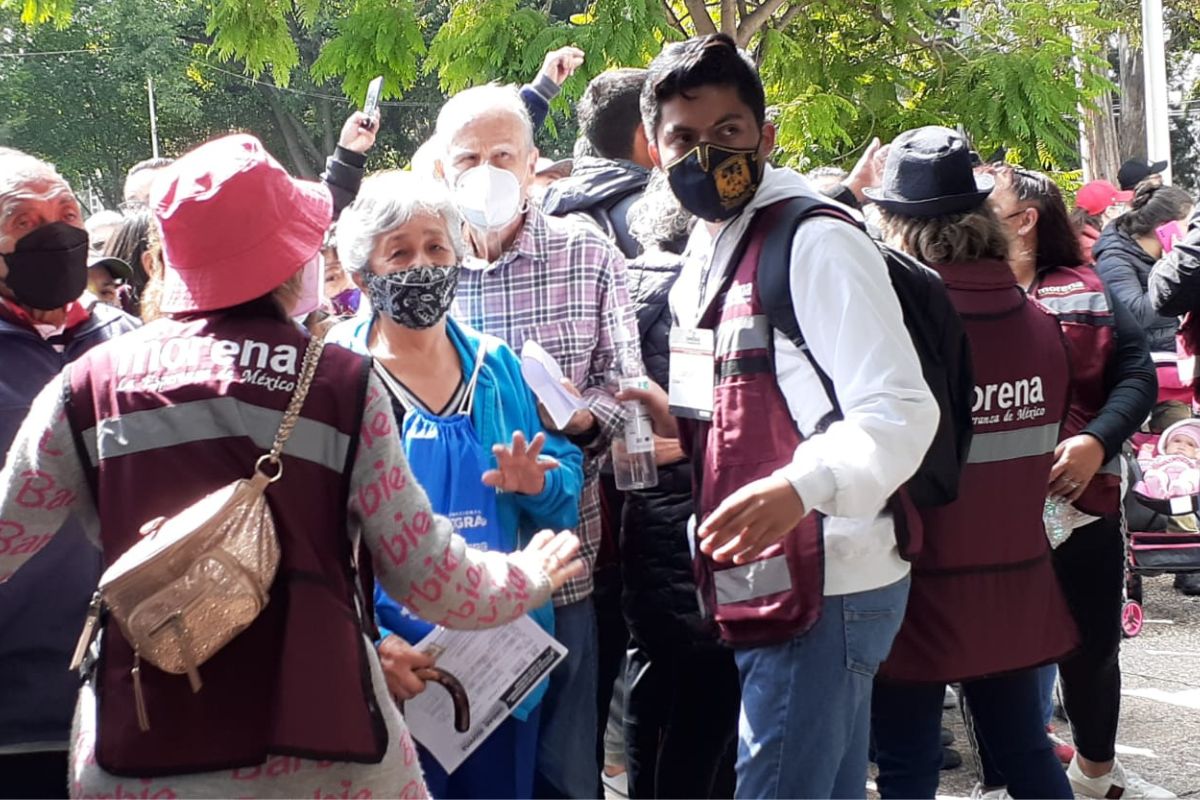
[610, 324, 658, 491]
[1043, 497, 1072, 549]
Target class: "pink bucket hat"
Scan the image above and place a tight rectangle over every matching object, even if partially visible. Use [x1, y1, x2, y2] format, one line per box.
[151, 134, 332, 314]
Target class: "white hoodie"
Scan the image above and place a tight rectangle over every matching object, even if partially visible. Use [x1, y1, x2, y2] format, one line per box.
[671, 165, 939, 596]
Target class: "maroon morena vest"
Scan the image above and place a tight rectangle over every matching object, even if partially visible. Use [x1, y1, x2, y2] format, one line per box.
[678, 204, 824, 648]
[880, 260, 1080, 684]
[64, 306, 384, 777]
[1031, 265, 1122, 515]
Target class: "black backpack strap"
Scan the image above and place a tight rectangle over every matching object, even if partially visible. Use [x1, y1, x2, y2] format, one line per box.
[756, 196, 865, 433]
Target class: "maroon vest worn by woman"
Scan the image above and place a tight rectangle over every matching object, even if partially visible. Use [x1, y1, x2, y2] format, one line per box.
[880, 260, 1079, 684]
[1031, 265, 1122, 515]
[64, 309, 382, 777]
[678, 203, 824, 647]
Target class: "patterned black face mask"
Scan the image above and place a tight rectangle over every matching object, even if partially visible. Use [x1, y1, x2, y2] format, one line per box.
[363, 264, 461, 330]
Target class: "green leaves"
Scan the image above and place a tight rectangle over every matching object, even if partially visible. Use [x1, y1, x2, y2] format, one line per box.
[311, 0, 426, 101]
[206, 0, 300, 86]
[0, 0, 73, 27]
[0, 0, 1174, 181]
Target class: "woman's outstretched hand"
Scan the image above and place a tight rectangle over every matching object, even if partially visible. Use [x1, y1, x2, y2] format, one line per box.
[483, 431, 559, 495]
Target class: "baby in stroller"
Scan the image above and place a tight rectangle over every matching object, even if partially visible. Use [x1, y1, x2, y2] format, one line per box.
[1137, 419, 1200, 499]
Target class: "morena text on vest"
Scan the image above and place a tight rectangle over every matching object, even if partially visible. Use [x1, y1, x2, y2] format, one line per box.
[972, 376, 1048, 425]
[116, 336, 301, 378]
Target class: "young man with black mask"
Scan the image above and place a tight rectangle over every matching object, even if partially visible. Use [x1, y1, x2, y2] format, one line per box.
[624, 35, 939, 798]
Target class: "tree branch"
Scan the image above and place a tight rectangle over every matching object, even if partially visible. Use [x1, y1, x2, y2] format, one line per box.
[776, 2, 806, 31]
[660, 0, 688, 34]
[681, 0, 718, 35]
[721, 0, 737, 35]
[737, 0, 748, 20]
[736, 0, 789, 46]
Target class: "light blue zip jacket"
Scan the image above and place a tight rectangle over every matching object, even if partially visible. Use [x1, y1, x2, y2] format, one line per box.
[327, 314, 582, 717]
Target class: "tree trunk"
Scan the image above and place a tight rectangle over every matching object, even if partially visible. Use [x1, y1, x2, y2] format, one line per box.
[285, 107, 327, 167]
[262, 87, 317, 178]
[319, 98, 336, 155]
[1118, 32, 1147, 162]
[1081, 89, 1123, 183]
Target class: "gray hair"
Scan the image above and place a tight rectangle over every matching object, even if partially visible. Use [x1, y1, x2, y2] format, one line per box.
[435, 83, 535, 153]
[0, 148, 67, 203]
[335, 170, 466, 273]
[628, 170, 694, 250]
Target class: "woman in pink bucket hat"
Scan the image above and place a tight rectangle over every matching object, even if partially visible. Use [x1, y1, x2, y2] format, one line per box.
[0, 120, 584, 797]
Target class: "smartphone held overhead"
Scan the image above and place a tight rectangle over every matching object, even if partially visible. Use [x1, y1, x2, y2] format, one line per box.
[362, 76, 383, 128]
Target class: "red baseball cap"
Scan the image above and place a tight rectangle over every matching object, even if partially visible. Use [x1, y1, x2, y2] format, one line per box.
[151, 134, 332, 314]
[1075, 180, 1133, 217]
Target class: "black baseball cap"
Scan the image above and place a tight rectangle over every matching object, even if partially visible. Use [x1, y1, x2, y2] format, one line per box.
[88, 254, 133, 283]
[1117, 158, 1168, 190]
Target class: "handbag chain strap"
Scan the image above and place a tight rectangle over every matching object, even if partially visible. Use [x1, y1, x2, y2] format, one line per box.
[255, 335, 326, 483]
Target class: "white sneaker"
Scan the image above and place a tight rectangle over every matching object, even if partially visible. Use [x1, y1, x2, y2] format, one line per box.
[970, 783, 1012, 799]
[1067, 757, 1175, 798]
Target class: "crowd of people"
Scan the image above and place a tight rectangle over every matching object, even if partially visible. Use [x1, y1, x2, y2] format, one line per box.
[2, 31, 1200, 800]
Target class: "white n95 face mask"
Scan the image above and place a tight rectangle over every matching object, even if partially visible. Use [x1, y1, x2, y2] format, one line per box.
[453, 164, 523, 231]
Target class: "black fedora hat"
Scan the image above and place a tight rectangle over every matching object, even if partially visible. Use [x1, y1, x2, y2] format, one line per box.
[863, 126, 995, 218]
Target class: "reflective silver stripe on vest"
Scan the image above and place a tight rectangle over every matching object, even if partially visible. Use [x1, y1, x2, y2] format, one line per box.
[714, 554, 792, 605]
[966, 422, 1060, 464]
[1151, 351, 1181, 364]
[1036, 291, 1109, 316]
[81, 397, 351, 472]
[716, 315, 771, 359]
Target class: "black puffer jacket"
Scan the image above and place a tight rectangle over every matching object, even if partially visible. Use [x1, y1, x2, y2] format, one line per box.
[1094, 224, 1181, 352]
[620, 249, 718, 651]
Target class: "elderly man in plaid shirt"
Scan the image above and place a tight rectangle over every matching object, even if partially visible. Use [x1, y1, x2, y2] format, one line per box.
[437, 84, 636, 799]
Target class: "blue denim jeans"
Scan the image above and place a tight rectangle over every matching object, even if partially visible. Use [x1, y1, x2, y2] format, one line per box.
[733, 576, 910, 799]
[1038, 664, 1057, 727]
[872, 670, 1072, 799]
[534, 599, 600, 799]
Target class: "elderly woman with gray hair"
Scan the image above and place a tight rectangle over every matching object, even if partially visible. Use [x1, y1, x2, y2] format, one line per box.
[326, 169, 583, 800]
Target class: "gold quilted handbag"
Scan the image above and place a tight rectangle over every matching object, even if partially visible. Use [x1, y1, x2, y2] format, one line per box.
[71, 336, 325, 731]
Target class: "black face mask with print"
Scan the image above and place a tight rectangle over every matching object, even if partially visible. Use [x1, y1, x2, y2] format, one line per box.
[3, 222, 89, 310]
[665, 142, 763, 223]
[363, 265, 461, 330]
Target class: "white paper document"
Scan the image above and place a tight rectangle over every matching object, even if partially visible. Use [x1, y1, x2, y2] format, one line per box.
[520, 339, 587, 429]
[404, 616, 568, 774]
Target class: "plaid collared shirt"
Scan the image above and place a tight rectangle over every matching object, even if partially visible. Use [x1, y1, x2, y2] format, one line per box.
[453, 207, 634, 605]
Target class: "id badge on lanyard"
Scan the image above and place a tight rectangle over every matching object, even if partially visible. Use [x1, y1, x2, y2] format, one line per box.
[669, 326, 715, 420]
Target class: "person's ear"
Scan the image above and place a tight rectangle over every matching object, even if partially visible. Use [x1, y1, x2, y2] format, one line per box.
[140, 249, 154, 278]
[632, 126, 653, 170]
[351, 270, 367, 291]
[758, 122, 777, 161]
[648, 138, 663, 170]
[1018, 207, 1039, 238]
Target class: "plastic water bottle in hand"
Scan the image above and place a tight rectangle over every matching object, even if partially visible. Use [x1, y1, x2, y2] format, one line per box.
[611, 324, 658, 491]
[1043, 497, 1072, 549]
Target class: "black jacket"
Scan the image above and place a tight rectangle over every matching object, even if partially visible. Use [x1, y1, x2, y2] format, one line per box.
[1094, 225, 1181, 352]
[620, 248, 718, 651]
[541, 157, 649, 260]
